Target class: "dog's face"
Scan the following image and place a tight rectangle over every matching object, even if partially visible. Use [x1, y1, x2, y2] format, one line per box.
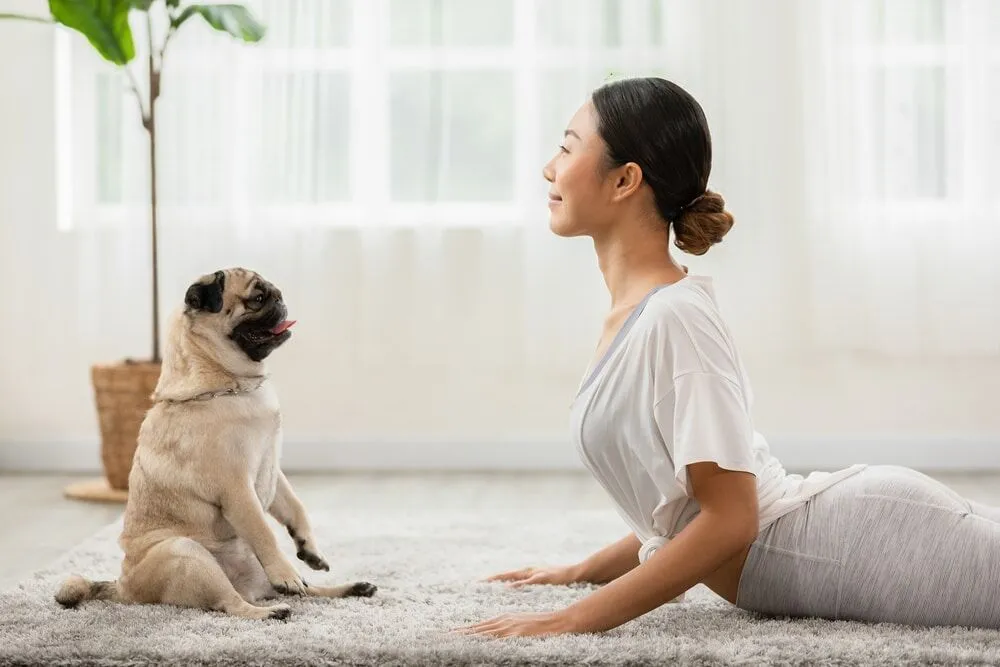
[183, 268, 295, 362]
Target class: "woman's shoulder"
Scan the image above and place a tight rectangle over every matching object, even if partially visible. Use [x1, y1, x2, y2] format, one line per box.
[634, 275, 743, 378]
[640, 275, 727, 334]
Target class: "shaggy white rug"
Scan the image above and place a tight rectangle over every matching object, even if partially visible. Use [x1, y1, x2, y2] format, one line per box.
[2, 507, 999, 666]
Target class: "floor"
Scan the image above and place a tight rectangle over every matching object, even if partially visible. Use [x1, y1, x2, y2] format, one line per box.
[1, 470, 999, 591]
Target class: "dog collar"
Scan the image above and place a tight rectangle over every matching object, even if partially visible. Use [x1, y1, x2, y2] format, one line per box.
[159, 376, 267, 404]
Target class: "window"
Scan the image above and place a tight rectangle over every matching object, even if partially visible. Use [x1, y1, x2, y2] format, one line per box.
[832, 0, 999, 219]
[801, 0, 1000, 356]
[57, 0, 672, 230]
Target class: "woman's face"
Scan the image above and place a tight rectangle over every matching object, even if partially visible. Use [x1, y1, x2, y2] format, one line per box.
[542, 101, 618, 238]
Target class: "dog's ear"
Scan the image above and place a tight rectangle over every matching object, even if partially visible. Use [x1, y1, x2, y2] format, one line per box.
[184, 270, 226, 313]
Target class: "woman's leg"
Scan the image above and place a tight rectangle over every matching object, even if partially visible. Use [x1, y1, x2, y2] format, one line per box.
[737, 465, 1000, 629]
[838, 466, 1000, 628]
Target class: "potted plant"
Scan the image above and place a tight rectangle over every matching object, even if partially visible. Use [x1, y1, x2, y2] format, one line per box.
[1, 1, 265, 492]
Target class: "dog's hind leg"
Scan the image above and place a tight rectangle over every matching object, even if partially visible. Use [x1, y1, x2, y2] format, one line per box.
[122, 537, 291, 620]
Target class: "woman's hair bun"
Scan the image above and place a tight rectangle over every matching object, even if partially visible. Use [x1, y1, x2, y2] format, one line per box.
[672, 190, 734, 256]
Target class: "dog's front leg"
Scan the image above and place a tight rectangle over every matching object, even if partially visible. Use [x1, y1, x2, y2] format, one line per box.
[268, 472, 330, 572]
[221, 481, 306, 595]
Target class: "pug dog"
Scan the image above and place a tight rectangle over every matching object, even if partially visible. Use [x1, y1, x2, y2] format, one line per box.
[56, 267, 376, 620]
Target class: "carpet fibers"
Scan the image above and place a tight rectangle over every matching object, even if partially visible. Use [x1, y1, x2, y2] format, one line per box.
[2, 507, 999, 666]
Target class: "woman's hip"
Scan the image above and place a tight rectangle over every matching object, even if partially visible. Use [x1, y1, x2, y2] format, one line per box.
[734, 464, 1000, 629]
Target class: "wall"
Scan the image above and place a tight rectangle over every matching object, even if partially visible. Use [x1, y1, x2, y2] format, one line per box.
[2, 0, 998, 474]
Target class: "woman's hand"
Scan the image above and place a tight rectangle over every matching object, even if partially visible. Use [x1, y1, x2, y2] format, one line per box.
[452, 610, 578, 638]
[483, 565, 580, 588]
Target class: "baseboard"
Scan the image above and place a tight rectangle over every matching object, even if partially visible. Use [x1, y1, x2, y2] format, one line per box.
[0, 439, 585, 474]
[279, 439, 587, 472]
[1, 436, 997, 474]
[766, 435, 1000, 473]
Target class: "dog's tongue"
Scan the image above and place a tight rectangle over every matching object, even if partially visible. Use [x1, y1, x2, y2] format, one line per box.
[270, 320, 296, 335]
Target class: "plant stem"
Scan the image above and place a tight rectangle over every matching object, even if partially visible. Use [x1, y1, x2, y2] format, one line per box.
[146, 13, 161, 363]
[158, 26, 176, 68]
[0, 13, 53, 23]
[126, 67, 147, 120]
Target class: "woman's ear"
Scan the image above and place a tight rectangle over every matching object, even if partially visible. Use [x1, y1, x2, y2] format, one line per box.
[610, 162, 644, 203]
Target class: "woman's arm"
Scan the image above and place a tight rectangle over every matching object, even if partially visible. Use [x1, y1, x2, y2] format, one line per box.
[455, 461, 757, 637]
[572, 532, 641, 584]
[560, 462, 758, 633]
[484, 533, 640, 587]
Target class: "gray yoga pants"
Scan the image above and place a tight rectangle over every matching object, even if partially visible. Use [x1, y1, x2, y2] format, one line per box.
[735, 464, 1000, 629]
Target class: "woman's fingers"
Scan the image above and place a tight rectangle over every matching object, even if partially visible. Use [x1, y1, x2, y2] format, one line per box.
[468, 621, 512, 637]
[508, 572, 548, 588]
[484, 567, 535, 582]
[451, 615, 509, 634]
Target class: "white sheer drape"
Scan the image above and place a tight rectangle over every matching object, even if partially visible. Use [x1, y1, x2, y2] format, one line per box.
[40, 0, 997, 451]
[55, 0, 707, 442]
[800, 0, 1000, 357]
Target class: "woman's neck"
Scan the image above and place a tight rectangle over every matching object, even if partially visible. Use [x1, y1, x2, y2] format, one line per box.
[593, 221, 687, 308]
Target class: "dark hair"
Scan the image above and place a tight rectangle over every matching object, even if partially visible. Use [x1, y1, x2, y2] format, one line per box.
[591, 77, 734, 256]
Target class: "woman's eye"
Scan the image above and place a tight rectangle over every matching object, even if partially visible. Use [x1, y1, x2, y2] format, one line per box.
[559, 144, 569, 154]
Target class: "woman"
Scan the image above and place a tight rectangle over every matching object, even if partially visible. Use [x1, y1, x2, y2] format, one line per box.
[454, 77, 1000, 638]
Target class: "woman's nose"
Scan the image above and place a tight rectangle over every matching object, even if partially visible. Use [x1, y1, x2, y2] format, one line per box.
[542, 160, 554, 183]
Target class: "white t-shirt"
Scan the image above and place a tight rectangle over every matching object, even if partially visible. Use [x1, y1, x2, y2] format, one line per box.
[570, 275, 865, 565]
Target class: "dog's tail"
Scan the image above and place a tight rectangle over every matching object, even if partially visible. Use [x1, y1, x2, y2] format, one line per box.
[55, 575, 122, 608]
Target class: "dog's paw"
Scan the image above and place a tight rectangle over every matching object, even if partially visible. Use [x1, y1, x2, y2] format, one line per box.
[266, 604, 292, 621]
[291, 532, 330, 572]
[266, 563, 307, 596]
[347, 581, 377, 598]
[296, 545, 330, 572]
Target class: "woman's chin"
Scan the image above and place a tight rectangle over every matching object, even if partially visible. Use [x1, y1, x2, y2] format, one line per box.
[548, 212, 580, 237]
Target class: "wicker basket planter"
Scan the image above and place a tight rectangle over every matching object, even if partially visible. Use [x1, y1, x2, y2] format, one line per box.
[91, 360, 161, 491]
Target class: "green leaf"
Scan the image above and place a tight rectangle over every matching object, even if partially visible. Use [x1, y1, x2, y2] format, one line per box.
[48, 0, 136, 65]
[165, 0, 180, 6]
[172, 4, 264, 42]
[130, 0, 154, 9]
